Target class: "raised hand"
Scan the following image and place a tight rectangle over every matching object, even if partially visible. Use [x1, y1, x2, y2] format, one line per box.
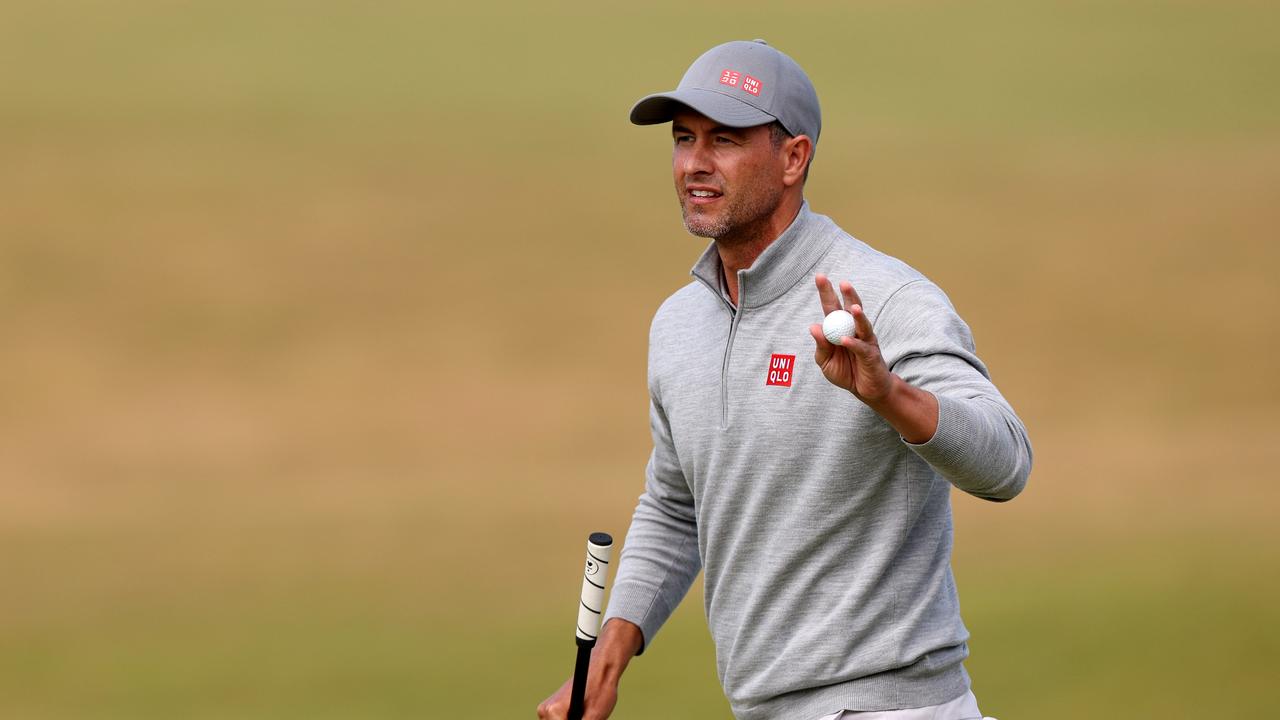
[808, 274, 894, 404]
[808, 274, 940, 443]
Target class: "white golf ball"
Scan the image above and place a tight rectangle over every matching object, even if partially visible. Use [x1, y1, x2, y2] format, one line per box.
[823, 310, 856, 344]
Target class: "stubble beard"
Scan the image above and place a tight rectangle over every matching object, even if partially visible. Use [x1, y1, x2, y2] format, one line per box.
[680, 180, 784, 247]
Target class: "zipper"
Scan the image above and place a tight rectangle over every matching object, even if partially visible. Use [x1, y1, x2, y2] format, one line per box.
[719, 273, 745, 429]
[720, 312, 741, 429]
[691, 268, 743, 430]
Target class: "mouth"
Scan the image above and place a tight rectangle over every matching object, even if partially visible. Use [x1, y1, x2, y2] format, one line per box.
[686, 186, 723, 206]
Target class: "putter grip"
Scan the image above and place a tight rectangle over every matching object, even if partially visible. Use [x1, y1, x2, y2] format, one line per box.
[574, 532, 613, 644]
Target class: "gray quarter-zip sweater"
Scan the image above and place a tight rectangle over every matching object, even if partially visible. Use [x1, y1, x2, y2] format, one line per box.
[602, 203, 1033, 719]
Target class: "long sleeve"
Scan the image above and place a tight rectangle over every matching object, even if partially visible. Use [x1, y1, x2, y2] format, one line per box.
[874, 279, 1034, 501]
[600, 396, 702, 653]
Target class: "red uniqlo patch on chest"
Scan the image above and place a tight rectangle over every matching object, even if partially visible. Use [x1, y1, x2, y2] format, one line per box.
[719, 69, 741, 87]
[765, 354, 795, 387]
[742, 75, 761, 95]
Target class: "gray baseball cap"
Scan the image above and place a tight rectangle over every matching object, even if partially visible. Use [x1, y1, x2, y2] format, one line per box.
[630, 39, 821, 146]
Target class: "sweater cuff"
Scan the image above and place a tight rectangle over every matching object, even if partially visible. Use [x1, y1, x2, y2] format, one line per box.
[901, 392, 976, 470]
[601, 582, 664, 656]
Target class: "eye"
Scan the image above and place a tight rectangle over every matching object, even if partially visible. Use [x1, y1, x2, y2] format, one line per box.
[715, 135, 736, 145]
[673, 134, 694, 144]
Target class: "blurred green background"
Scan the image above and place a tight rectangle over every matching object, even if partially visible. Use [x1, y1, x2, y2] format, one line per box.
[1, 1, 1277, 717]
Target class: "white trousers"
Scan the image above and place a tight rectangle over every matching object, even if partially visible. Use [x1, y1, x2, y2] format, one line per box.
[814, 689, 989, 720]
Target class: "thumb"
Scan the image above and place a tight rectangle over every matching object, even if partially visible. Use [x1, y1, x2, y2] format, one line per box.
[809, 324, 834, 364]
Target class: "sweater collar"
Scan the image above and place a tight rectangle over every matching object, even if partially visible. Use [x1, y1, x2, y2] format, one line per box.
[690, 201, 835, 310]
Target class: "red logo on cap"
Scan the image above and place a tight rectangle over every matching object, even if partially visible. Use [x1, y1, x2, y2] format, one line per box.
[719, 70, 740, 87]
[743, 75, 761, 96]
[765, 354, 795, 387]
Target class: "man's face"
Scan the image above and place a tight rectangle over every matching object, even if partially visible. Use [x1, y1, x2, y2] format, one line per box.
[671, 111, 786, 243]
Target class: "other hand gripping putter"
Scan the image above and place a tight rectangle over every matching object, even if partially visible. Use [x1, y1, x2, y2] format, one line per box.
[567, 532, 613, 720]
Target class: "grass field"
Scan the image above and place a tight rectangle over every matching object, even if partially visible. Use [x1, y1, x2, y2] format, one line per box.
[1, 1, 1278, 717]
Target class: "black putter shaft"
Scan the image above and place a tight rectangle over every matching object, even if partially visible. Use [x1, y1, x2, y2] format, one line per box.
[567, 640, 593, 720]
[568, 532, 613, 720]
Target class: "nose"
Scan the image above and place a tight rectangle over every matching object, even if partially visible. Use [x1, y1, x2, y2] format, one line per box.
[677, 137, 714, 178]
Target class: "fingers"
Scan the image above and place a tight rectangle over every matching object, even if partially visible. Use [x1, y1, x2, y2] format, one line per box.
[839, 281, 865, 316]
[814, 274, 841, 315]
[538, 665, 619, 720]
[839, 334, 882, 380]
[535, 696, 563, 719]
[809, 323, 834, 364]
[836, 308, 883, 368]
[536, 677, 573, 719]
[839, 333, 894, 402]
[839, 334, 875, 360]
[820, 277, 874, 340]
[849, 303, 876, 343]
[839, 301, 881, 357]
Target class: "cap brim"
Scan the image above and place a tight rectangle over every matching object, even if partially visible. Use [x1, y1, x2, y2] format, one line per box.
[630, 88, 777, 128]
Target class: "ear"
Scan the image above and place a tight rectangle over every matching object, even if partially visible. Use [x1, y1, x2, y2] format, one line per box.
[781, 134, 813, 187]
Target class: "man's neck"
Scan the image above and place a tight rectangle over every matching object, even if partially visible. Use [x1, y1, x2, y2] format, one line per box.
[718, 197, 803, 306]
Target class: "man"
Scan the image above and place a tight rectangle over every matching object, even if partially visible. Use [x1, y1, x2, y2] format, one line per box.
[538, 40, 1031, 720]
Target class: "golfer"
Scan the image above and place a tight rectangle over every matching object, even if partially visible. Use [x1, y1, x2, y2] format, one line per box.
[538, 40, 1031, 720]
